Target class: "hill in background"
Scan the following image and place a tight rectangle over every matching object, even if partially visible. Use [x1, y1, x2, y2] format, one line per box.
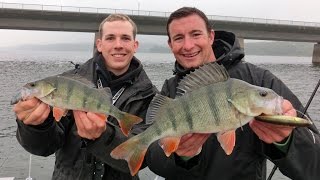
[5, 40, 315, 57]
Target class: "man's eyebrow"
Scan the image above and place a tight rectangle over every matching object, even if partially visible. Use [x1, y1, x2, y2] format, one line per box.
[171, 33, 183, 39]
[122, 34, 133, 37]
[102, 33, 133, 39]
[171, 29, 203, 38]
[104, 34, 115, 37]
[190, 29, 203, 34]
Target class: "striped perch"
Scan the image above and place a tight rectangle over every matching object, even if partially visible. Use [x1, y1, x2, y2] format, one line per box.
[110, 62, 286, 176]
[10, 75, 142, 136]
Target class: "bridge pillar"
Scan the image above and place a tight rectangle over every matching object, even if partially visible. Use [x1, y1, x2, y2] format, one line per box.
[237, 38, 244, 49]
[93, 32, 99, 56]
[312, 43, 320, 64]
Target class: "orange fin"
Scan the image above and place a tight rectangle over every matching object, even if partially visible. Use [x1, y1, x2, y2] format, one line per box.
[127, 148, 147, 176]
[53, 107, 68, 121]
[159, 136, 181, 157]
[96, 114, 107, 121]
[217, 130, 236, 155]
[110, 135, 147, 176]
[119, 113, 143, 136]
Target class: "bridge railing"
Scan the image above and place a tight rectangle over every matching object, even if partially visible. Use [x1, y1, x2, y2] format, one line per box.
[1, 1, 320, 27]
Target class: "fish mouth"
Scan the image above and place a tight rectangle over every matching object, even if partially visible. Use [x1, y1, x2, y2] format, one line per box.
[274, 96, 284, 115]
[260, 96, 283, 116]
[10, 87, 38, 105]
[11, 91, 23, 105]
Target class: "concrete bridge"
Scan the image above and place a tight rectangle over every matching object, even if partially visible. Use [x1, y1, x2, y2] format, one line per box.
[1, 2, 320, 63]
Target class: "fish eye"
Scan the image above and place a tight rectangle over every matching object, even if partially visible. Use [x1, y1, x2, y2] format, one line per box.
[29, 83, 35, 87]
[259, 91, 268, 97]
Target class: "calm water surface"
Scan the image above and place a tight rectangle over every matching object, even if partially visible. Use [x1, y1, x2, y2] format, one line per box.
[0, 51, 319, 180]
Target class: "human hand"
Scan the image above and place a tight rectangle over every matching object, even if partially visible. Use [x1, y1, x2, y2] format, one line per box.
[13, 97, 50, 125]
[250, 99, 296, 144]
[73, 110, 107, 140]
[175, 133, 211, 157]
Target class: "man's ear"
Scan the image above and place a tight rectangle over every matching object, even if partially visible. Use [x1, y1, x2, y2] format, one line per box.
[96, 39, 102, 52]
[134, 40, 139, 53]
[168, 39, 173, 49]
[210, 30, 215, 45]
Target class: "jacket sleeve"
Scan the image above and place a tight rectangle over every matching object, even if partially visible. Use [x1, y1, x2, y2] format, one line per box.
[267, 127, 320, 180]
[16, 112, 72, 156]
[250, 65, 320, 180]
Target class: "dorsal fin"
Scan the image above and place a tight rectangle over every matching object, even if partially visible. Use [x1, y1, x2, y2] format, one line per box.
[176, 62, 229, 96]
[146, 94, 172, 124]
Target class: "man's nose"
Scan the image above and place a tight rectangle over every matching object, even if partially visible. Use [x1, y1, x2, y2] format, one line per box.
[183, 36, 194, 50]
[114, 39, 123, 48]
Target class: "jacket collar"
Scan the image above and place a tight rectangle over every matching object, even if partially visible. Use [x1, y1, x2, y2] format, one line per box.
[94, 54, 142, 95]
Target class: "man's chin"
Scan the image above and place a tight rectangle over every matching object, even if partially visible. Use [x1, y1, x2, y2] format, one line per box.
[182, 62, 201, 69]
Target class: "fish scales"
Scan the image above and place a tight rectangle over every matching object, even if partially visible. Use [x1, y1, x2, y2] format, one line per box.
[65, 78, 75, 105]
[166, 108, 177, 131]
[204, 85, 220, 126]
[179, 97, 194, 130]
[132, 80, 240, 142]
[44, 76, 109, 113]
[132, 89, 232, 141]
[181, 82, 237, 132]
[71, 78, 113, 114]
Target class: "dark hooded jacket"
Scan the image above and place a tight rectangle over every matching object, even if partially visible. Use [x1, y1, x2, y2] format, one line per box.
[16, 54, 158, 180]
[145, 31, 320, 180]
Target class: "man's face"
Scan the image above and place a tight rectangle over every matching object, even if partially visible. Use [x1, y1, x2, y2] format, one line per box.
[168, 14, 215, 69]
[96, 20, 138, 75]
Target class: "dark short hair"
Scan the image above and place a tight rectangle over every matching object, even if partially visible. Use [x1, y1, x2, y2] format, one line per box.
[166, 7, 211, 41]
[98, 14, 137, 39]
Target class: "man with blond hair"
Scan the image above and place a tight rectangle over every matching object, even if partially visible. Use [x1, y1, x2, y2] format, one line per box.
[14, 14, 157, 180]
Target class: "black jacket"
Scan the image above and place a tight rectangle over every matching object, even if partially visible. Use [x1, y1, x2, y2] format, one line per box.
[16, 54, 158, 180]
[145, 31, 320, 180]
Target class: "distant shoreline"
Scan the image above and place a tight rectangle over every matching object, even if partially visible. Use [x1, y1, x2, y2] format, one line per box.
[0, 41, 315, 57]
[0, 49, 313, 58]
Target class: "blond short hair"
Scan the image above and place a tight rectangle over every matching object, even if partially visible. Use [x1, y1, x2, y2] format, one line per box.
[98, 14, 138, 39]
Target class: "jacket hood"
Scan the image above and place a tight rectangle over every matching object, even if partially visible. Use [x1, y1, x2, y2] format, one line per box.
[173, 30, 244, 76]
[94, 54, 143, 95]
[213, 30, 244, 67]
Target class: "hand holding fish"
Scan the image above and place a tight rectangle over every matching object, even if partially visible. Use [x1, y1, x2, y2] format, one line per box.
[250, 99, 296, 144]
[73, 110, 107, 140]
[175, 133, 211, 157]
[11, 75, 143, 136]
[13, 97, 50, 125]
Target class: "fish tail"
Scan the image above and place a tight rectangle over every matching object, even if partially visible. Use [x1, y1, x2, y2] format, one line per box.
[110, 136, 148, 176]
[118, 113, 143, 136]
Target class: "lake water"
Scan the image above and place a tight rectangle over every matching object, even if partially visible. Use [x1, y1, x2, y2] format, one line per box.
[0, 50, 319, 180]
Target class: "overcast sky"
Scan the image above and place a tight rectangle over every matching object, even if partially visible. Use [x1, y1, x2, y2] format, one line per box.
[0, 0, 319, 47]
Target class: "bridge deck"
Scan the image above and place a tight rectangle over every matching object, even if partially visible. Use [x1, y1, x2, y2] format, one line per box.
[1, 2, 320, 42]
